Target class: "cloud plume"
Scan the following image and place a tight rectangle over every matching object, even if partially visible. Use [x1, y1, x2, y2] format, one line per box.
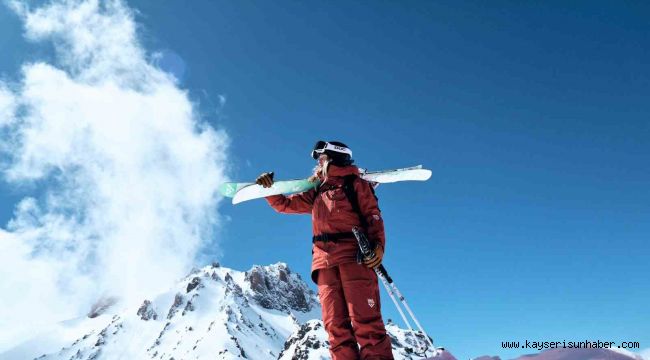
[0, 0, 228, 350]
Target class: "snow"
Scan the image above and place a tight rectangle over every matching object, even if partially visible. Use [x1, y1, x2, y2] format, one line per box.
[0, 262, 435, 360]
[0, 263, 320, 360]
[4, 261, 641, 360]
[0, 314, 113, 360]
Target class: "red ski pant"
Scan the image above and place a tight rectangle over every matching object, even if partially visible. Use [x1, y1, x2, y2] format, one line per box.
[316, 262, 394, 360]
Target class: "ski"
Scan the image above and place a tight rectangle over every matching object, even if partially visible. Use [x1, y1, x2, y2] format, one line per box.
[219, 165, 431, 205]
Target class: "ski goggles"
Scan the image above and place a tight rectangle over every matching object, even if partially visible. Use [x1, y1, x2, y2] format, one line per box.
[311, 141, 353, 160]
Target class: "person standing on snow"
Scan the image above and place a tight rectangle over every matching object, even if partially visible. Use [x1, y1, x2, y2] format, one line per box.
[256, 141, 394, 360]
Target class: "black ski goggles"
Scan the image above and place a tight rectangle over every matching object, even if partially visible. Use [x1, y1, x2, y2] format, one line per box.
[311, 141, 353, 160]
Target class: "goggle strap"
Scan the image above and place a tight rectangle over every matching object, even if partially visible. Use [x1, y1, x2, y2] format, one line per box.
[311, 141, 352, 159]
[321, 142, 351, 154]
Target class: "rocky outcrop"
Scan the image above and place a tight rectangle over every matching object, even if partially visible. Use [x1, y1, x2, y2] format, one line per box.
[136, 300, 158, 320]
[167, 293, 184, 319]
[87, 296, 118, 318]
[186, 277, 202, 293]
[278, 320, 329, 360]
[245, 263, 317, 313]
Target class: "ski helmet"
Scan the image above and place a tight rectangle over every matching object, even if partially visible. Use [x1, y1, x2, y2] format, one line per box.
[311, 140, 354, 166]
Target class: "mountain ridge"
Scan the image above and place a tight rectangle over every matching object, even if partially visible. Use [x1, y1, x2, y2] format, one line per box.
[1, 262, 436, 360]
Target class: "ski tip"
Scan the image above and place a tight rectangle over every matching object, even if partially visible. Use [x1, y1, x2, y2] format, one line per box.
[218, 183, 235, 197]
[231, 193, 248, 205]
[219, 181, 252, 198]
[232, 195, 252, 205]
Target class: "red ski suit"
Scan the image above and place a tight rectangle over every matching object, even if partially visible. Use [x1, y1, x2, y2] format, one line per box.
[266, 165, 394, 360]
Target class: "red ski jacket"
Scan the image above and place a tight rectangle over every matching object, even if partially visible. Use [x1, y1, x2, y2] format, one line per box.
[265, 165, 386, 283]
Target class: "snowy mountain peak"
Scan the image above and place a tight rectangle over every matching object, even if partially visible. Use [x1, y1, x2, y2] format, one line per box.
[1, 262, 321, 360]
[1, 262, 441, 360]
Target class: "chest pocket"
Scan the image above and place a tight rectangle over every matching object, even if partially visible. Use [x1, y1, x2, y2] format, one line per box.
[325, 186, 347, 201]
[318, 185, 349, 213]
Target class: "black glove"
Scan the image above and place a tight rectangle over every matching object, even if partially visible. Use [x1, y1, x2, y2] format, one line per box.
[364, 245, 384, 269]
[256, 172, 274, 188]
[356, 239, 378, 265]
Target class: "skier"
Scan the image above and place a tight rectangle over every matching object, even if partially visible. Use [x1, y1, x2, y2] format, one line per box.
[256, 141, 394, 360]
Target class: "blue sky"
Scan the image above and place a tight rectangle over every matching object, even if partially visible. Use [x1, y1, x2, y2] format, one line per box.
[1, 1, 649, 359]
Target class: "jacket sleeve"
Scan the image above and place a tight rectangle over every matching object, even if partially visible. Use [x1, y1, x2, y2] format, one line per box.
[354, 178, 386, 250]
[265, 188, 317, 214]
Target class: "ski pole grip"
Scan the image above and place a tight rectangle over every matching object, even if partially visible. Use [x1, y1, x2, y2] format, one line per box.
[352, 227, 373, 257]
[352, 227, 394, 283]
[377, 264, 393, 283]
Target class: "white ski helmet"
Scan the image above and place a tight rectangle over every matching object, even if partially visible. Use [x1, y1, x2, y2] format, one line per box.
[311, 140, 354, 166]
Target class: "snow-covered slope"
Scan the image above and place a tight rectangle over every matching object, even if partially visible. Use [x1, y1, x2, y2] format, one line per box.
[2, 262, 320, 360]
[278, 319, 447, 360]
[278, 319, 330, 360]
[1, 262, 441, 360]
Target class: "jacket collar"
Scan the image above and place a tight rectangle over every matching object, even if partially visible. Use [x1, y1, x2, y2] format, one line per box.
[321, 164, 359, 184]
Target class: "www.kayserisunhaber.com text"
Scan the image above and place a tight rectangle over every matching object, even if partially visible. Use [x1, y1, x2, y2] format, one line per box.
[502, 340, 640, 351]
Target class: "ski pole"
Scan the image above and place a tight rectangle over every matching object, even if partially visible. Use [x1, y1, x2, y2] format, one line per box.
[376, 265, 414, 330]
[385, 275, 436, 353]
[352, 227, 440, 357]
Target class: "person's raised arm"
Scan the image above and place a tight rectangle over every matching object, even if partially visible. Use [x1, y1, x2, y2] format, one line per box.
[256, 172, 316, 214]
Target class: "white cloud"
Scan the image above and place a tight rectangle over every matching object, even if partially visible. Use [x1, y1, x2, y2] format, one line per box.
[0, 0, 229, 351]
[0, 86, 16, 126]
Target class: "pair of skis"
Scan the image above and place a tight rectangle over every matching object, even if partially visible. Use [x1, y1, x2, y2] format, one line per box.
[219, 165, 432, 204]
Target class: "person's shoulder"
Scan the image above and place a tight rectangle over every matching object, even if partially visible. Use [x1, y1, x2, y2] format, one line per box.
[328, 164, 359, 177]
[350, 173, 372, 189]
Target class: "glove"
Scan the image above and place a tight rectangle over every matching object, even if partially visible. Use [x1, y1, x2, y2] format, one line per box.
[256, 172, 274, 188]
[363, 245, 384, 269]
